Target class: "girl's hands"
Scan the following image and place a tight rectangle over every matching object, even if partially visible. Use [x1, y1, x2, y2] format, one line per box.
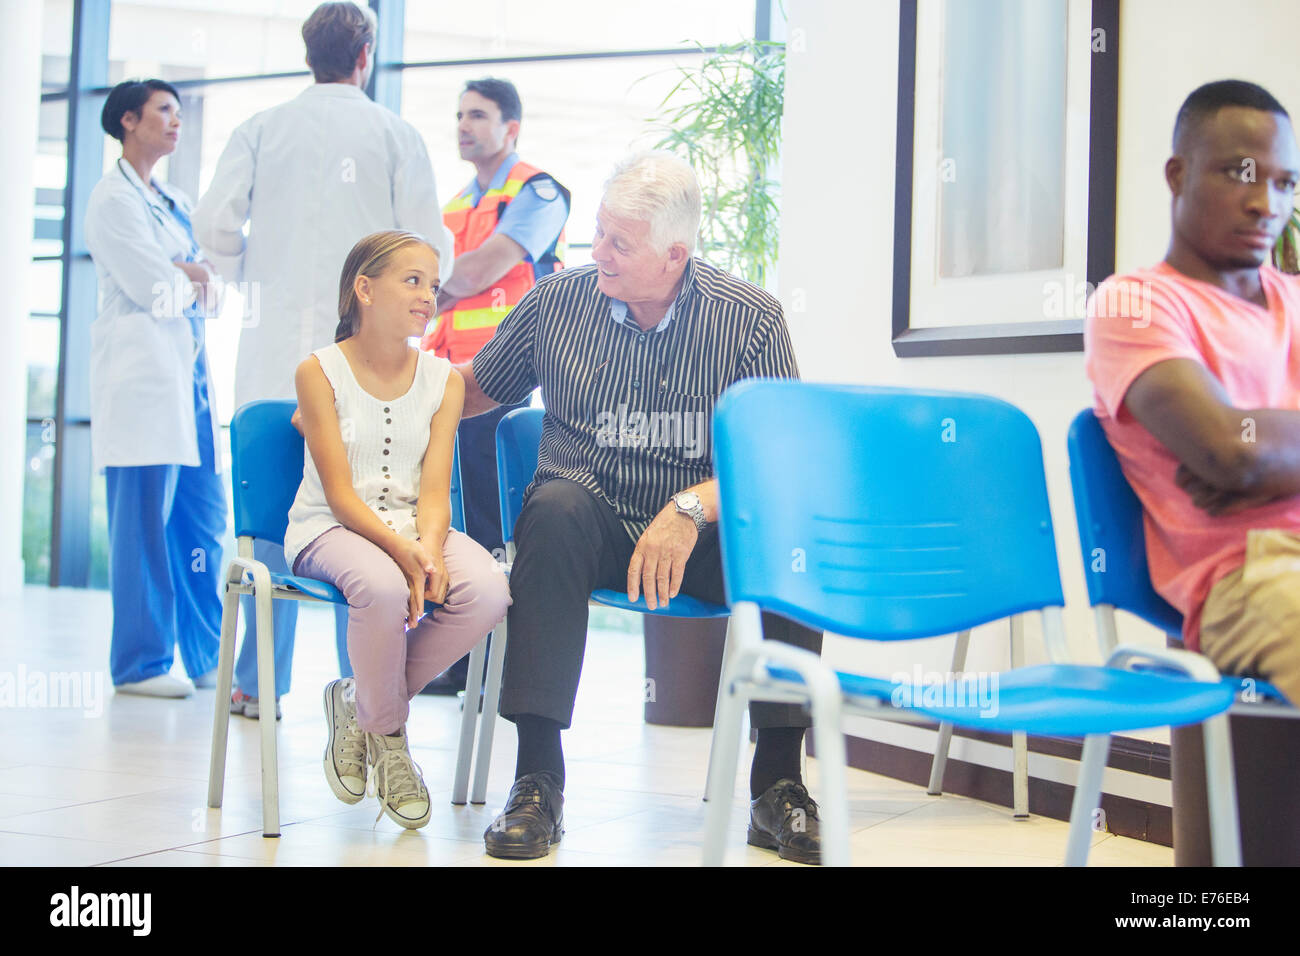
[390, 537, 434, 626]
[419, 538, 450, 606]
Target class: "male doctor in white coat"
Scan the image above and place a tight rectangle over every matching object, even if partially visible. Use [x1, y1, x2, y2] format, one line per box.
[193, 1, 455, 717]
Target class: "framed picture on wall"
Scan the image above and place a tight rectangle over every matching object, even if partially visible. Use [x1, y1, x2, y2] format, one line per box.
[891, 0, 1119, 357]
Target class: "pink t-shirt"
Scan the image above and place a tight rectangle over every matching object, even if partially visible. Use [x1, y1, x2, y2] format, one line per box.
[1085, 261, 1300, 650]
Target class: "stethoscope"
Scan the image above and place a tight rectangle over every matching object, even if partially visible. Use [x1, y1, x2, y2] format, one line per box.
[116, 158, 205, 360]
[116, 158, 202, 261]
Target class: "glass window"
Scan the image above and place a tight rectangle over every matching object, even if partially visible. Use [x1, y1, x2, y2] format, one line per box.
[37, 98, 68, 194]
[89, 469, 109, 590]
[31, 260, 63, 316]
[109, 0, 325, 79]
[402, 52, 713, 267]
[26, 316, 61, 421]
[402, 0, 754, 60]
[23, 421, 55, 585]
[41, 0, 73, 93]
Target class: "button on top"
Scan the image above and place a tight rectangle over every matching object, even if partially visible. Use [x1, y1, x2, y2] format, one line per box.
[383, 406, 390, 413]
[637, 334, 646, 344]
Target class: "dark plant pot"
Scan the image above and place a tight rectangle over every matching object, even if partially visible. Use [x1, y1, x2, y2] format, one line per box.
[642, 614, 728, 727]
[1170, 712, 1300, 865]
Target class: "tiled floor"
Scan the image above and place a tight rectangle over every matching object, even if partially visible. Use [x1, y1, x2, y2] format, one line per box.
[0, 585, 1171, 867]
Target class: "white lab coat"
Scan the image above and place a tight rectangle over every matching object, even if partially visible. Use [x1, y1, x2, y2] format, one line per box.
[84, 160, 221, 473]
[192, 83, 455, 409]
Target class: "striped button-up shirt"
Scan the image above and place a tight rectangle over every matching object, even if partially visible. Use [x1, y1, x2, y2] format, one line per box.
[471, 258, 801, 541]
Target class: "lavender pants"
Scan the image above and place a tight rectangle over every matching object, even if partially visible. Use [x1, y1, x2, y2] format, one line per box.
[294, 526, 511, 734]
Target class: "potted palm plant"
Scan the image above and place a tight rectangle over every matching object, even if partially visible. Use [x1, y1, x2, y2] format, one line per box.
[650, 38, 786, 287]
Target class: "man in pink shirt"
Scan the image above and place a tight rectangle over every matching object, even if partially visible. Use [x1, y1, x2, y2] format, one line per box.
[1086, 80, 1300, 704]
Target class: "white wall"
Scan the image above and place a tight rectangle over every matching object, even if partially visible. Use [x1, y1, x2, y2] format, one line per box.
[779, 0, 1300, 752]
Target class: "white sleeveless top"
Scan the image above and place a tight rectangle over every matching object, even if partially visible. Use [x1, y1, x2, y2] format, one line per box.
[284, 343, 452, 569]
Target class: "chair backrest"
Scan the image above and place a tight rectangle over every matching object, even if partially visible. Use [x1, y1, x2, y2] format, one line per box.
[230, 399, 465, 544]
[713, 380, 1065, 640]
[496, 407, 545, 545]
[1066, 408, 1183, 636]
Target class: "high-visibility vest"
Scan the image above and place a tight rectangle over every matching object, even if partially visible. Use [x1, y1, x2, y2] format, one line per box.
[421, 160, 568, 364]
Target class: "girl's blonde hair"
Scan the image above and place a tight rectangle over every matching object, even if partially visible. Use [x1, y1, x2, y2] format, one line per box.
[334, 230, 438, 343]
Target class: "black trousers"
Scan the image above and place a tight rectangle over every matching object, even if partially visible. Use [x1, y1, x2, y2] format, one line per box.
[499, 479, 823, 729]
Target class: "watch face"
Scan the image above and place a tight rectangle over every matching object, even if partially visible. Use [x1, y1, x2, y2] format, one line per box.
[676, 492, 701, 510]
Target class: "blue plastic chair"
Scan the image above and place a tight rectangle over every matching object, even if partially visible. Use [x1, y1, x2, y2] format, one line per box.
[207, 400, 466, 836]
[1066, 409, 1298, 711]
[452, 407, 732, 805]
[702, 381, 1241, 866]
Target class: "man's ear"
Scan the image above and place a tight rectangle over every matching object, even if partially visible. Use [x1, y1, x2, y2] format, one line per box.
[505, 118, 521, 149]
[356, 41, 371, 74]
[667, 241, 690, 268]
[1166, 155, 1185, 195]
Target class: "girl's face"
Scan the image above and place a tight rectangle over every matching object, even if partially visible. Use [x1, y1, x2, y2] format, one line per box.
[356, 244, 440, 340]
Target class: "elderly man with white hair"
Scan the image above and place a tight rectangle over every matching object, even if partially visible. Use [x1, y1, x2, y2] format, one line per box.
[457, 151, 824, 863]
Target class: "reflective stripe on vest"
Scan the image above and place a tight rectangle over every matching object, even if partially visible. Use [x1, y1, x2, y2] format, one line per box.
[422, 160, 566, 362]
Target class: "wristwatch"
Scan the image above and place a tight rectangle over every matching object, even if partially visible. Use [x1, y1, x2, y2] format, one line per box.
[671, 491, 708, 532]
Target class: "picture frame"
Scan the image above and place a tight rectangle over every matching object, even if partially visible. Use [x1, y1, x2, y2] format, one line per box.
[891, 0, 1119, 357]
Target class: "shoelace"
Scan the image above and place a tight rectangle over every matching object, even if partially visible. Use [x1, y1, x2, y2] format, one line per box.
[368, 749, 427, 824]
[337, 719, 366, 778]
[776, 783, 820, 819]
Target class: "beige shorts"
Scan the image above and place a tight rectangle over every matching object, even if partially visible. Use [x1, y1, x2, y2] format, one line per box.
[1199, 529, 1300, 705]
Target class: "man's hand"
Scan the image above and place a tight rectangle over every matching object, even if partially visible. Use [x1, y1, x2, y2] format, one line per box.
[1175, 463, 1283, 516]
[627, 505, 699, 611]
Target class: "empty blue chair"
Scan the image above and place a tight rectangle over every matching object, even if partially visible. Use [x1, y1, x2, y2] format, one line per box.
[208, 400, 465, 836]
[703, 381, 1241, 866]
[1066, 409, 1296, 709]
[453, 407, 732, 805]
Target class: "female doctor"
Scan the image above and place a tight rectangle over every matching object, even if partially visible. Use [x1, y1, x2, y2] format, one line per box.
[84, 79, 226, 698]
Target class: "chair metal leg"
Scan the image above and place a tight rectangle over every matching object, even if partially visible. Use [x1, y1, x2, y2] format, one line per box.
[703, 617, 735, 802]
[451, 636, 488, 805]
[253, 575, 280, 838]
[703, 656, 750, 866]
[927, 629, 970, 796]
[206, 574, 241, 809]
[1010, 616, 1029, 818]
[471, 620, 508, 805]
[1065, 733, 1110, 866]
[1200, 713, 1242, 866]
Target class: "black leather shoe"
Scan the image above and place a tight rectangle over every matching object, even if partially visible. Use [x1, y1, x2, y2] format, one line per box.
[483, 771, 564, 859]
[748, 779, 822, 865]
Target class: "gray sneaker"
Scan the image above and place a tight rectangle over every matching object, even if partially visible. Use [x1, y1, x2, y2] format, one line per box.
[365, 726, 431, 829]
[323, 678, 366, 804]
[231, 690, 281, 720]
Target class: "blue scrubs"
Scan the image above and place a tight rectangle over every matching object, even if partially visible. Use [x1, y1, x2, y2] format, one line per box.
[104, 205, 226, 684]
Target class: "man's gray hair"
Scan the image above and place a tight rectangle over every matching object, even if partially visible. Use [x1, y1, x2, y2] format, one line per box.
[601, 151, 702, 255]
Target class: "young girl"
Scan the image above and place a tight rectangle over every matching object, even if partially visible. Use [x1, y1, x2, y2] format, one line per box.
[284, 230, 510, 829]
